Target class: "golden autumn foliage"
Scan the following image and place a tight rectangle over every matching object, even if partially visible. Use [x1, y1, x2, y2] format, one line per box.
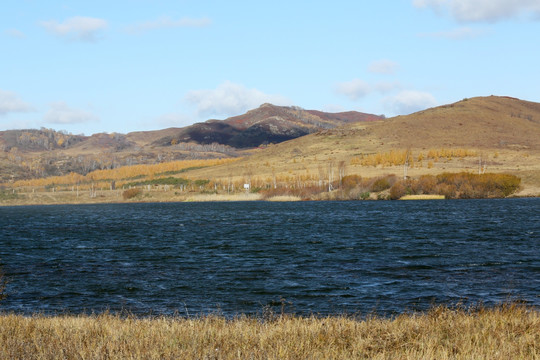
[351, 149, 412, 167]
[9, 158, 240, 189]
[351, 148, 477, 168]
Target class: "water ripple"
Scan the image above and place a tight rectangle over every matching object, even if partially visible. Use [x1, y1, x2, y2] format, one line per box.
[0, 199, 539, 316]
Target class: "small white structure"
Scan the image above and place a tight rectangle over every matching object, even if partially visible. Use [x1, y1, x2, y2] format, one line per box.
[244, 183, 250, 191]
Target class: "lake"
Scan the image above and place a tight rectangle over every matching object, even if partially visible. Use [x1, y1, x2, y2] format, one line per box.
[0, 199, 539, 316]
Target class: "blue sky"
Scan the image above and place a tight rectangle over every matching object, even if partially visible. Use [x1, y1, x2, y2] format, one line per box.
[1, 0, 540, 135]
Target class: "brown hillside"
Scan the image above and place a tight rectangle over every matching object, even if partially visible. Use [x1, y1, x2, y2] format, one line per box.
[368, 96, 540, 150]
[126, 127, 182, 146]
[186, 96, 540, 194]
[0, 104, 382, 182]
[306, 109, 382, 123]
[154, 103, 383, 148]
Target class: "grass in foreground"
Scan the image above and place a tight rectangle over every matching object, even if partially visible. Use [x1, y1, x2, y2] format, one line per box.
[0, 304, 538, 359]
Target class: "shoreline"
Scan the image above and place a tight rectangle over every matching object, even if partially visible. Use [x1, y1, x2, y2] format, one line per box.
[1, 189, 539, 207]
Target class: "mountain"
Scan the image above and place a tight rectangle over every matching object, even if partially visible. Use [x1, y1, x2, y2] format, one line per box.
[0, 105, 381, 181]
[151, 104, 382, 148]
[365, 96, 540, 150]
[187, 96, 540, 193]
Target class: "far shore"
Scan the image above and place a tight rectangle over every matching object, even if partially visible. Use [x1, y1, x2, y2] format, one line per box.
[0, 186, 538, 207]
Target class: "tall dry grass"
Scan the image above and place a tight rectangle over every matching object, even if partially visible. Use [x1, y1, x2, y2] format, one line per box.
[0, 304, 538, 359]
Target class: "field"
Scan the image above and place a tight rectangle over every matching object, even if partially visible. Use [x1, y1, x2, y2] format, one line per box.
[0, 304, 538, 359]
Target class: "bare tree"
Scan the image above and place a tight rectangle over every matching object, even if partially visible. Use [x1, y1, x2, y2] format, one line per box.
[478, 154, 487, 174]
[403, 149, 412, 180]
[318, 164, 325, 189]
[328, 161, 335, 192]
[338, 160, 346, 188]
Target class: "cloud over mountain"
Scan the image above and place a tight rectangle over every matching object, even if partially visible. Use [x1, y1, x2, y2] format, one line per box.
[384, 90, 438, 115]
[369, 60, 400, 74]
[413, 0, 540, 22]
[40, 16, 107, 42]
[44, 102, 98, 124]
[419, 26, 488, 39]
[336, 79, 402, 101]
[5, 28, 26, 39]
[0, 90, 34, 116]
[185, 81, 292, 118]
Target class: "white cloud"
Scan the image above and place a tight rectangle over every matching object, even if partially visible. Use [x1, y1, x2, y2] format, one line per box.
[44, 102, 98, 124]
[413, 0, 540, 22]
[0, 119, 35, 130]
[369, 60, 400, 74]
[335, 79, 371, 100]
[336, 79, 401, 100]
[185, 81, 292, 118]
[419, 26, 488, 39]
[384, 90, 438, 115]
[126, 16, 212, 33]
[0, 90, 34, 115]
[374, 81, 402, 93]
[5, 28, 26, 39]
[39, 16, 107, 42]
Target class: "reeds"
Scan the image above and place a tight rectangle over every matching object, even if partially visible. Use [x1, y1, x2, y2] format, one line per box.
[0, 304, 538, 359]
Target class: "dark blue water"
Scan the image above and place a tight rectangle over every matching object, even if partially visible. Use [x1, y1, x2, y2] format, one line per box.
[0, 199, 539, 316]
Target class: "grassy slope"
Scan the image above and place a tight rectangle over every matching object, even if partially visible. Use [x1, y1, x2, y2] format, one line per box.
[186, 96, 540, 195]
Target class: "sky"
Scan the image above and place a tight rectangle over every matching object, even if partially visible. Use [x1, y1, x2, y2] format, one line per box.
[1, 0, 540, 135]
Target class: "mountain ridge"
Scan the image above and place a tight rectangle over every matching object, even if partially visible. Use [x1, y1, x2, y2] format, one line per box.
[150, 103, 382, 148]
[0, 104, 382, 181]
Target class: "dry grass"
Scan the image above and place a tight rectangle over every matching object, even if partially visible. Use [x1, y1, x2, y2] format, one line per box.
[184, 193, 263, 202]
[266, 195, 303, 202]
[400, 194, 445, 200]
[0, 304, 538, 359]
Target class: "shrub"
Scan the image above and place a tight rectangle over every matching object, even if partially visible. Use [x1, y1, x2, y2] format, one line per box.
[435, 172, 521, 198]
[122, 188, 142, 199]
[125, 177, 190, 188]
[436, 183, 457, 199]
[0, 191, 19, 201]
[194, 179, 210, 187]
[341, 175, 362, 190]
[360, 192, 371, 200]
[370, 178, 390, 192]
[389, 181, 407, 200]
[413, 175, 437, 194]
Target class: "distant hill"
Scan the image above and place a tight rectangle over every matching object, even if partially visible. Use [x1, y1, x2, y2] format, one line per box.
[366, 96, 540, 150]
[0, 104, 381, 153]
[151, 103, 382, 148]
[0, 104, 381, 181]
[187, 96, 540, 193]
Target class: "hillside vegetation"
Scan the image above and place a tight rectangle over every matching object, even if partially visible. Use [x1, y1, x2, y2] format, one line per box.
[1, 96, 540, 203]
[186, 96, 540, 197]
[0, 105, 379, 183]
